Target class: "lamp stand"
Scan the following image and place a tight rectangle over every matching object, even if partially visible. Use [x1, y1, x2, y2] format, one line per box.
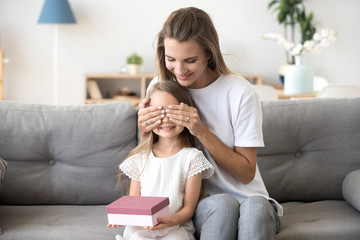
[52, 24, 58, 105]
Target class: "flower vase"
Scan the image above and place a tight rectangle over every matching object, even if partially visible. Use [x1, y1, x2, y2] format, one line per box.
[278, 62, 293, 85]
[284, 56, 314, 95]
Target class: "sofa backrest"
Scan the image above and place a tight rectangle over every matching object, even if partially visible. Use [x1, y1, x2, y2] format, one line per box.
[0, 101, 137, 205]
[258, 98, 360, 203]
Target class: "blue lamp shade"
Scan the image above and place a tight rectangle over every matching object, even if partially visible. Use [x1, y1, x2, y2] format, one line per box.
[38, 0, 76, 24]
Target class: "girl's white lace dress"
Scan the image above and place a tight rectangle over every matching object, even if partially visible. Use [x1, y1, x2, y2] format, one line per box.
[119, 147, 214, 240]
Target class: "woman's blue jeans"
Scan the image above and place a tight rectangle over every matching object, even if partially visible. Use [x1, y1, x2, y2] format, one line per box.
[193, 194, 280, 240]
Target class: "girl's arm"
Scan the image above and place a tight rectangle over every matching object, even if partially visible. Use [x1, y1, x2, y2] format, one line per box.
[146, 172, 202, 231]
[128, 179, 141, 196]
[166, 103, 256, 184]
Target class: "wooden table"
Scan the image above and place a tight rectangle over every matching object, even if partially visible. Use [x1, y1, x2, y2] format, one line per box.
[274, 85, 318, 99]
[0, 49, 4, 100]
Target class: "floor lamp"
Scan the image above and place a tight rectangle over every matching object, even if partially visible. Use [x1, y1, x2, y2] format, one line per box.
[38, 0, 76, 105]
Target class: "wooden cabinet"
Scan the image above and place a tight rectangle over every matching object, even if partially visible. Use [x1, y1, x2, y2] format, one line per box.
[239, 73, 263, 85]
[0, 49, 4, 100]
[85, 73, 154, 107]
[84, 73, 262, 106]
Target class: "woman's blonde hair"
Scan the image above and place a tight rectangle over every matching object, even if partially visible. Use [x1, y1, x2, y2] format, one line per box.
[156, 7, 232, 81]
[117, 81, 196, 189]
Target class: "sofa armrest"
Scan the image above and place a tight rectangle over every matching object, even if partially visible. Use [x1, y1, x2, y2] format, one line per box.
[0, 157, 7, 182]
[0, 157, 6, 235]
[342, 170, 360, 212]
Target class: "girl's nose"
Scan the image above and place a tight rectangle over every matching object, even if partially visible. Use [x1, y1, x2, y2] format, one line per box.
[163, 114, 170, 122]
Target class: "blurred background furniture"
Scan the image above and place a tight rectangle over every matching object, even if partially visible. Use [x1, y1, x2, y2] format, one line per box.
[313, 76, 329, 92]
[0, 48, 3, 100]
[240, 73, 263, 85]
[85, 73, 263, 106]
[85, 73, 154, 107]
[38, 0, 77, 105]
[275, 76, 329, 100]
[317, 85, 360, 98]
[253, 85, 279, 101]
[275, 86, 317, 99]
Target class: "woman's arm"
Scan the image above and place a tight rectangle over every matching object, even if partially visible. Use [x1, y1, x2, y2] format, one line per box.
[198, 130, 257, 184]
[146, 173, 202, 231]
[166, 103, 256, 184]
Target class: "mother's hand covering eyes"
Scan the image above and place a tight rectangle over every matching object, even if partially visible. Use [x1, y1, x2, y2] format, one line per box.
[137, 97, 165, 139]
[137, 98, 205, 139]
[164, 102, 205, 137]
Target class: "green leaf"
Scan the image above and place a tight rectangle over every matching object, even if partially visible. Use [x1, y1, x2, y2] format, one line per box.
[268, 0, 279, 9]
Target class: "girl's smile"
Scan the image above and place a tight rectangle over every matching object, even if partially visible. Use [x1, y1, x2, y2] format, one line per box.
[158, 125, 176, 131]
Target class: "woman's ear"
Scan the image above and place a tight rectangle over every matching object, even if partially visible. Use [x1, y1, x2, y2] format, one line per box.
[207, 53, 213, 64]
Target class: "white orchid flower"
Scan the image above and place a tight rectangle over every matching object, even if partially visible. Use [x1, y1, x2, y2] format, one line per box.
[262, 28, 336, 56]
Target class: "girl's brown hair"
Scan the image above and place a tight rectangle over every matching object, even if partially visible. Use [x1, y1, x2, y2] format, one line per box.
[156, 7, 232, 81]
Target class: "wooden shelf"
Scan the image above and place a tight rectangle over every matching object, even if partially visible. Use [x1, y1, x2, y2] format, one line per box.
[0, 49, 4, 100]
[85, 73, 154, 106]
[239, 73, 263, 85]
[85, 96, 141, 108]
[84, 73, 263, 106]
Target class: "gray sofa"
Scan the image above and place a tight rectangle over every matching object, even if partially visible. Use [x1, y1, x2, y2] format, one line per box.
[0, 98, 359, 240]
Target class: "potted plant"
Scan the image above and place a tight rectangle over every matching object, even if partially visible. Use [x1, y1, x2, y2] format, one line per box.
[126, 53, 143, 75]
[264, 0, 336, 93]
[267, 0, 316, 65]
[265, 0, 317, 84]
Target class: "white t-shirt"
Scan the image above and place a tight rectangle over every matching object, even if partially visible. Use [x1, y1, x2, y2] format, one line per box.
[147, 75, 283, 216]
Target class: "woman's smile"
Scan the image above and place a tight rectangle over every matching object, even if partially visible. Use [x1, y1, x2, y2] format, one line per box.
[176, 73, 193, 81]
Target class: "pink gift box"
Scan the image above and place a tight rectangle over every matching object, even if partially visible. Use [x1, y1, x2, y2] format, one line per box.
[106, 196, 170, 226]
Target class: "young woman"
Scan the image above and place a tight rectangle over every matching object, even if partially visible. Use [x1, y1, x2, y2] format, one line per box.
[138, 7, 282, 240]
[112, 81, 214, 239]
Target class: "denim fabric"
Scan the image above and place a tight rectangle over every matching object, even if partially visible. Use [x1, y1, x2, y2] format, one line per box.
[194, 194, 239, 240]
[238, 196, 280, 240]
[194, 194, 280, 240]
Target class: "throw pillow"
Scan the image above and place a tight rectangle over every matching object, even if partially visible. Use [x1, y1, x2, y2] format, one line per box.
[342, 170, 360, 212]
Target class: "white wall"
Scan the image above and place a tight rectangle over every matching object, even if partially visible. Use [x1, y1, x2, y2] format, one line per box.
[0, 0, 359, 105]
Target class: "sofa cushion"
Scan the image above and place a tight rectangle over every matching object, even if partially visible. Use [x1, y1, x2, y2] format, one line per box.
[0, 205, 124, 239]
[0, 101, 137, 205]
[342, 170, 360, 212]
[277, 201, 360, 240]
[258, 98, 360, 203]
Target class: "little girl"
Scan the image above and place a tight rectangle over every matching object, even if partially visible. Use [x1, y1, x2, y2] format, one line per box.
[112, 80, 214, 240]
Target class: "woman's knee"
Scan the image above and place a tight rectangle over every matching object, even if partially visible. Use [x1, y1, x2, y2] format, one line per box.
[239, 196, 280, 239]
[240, 196, 273, 217]
[198, 194, 239, 216]
[194, 194, 239, 240]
